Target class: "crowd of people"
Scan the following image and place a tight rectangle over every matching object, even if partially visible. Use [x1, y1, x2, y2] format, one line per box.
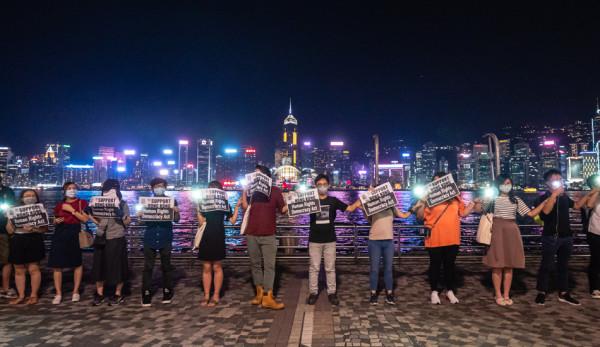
[0, 166, 597, 309]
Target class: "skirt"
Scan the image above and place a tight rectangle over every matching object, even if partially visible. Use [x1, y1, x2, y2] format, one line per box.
[8, 233, 45, 265]
[92, 236, 129, 286]
[48, 223, 82, 268]
[197, 225, 226, 261]
[483, 218, 525, 269]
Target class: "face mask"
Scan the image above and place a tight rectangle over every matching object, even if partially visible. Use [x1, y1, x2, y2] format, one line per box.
[65, 189, 78, 198]
[23, 197, 37, 205]
[103, 189, 117, 198]
[153, 187, 166, 196]
[499, 184, 512, 194]
[317, 185, 329, 195]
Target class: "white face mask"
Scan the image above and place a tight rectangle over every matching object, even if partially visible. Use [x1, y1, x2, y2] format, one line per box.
[499, 184, 512, 194]
[103, 189, 117, 198]
[317, 185, 329, 195]
[65, 189, 78, 198]
[23, 197, 37, 205]
[153, 187, 166, 196]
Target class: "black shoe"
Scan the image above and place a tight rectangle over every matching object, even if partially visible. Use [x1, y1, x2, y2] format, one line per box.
[307, 293, 318, 305]
[369, 293, 378, 305]
[92, 293, 104, 306]
[162, 288, 173, 304]
[142, 290, 152, 307]
[385, 293, 396, 305]
[328, 293, 339, 306]
[109, 294, 125, 306]
[558, 292, 581, 306]
[535, 293, 546, 305]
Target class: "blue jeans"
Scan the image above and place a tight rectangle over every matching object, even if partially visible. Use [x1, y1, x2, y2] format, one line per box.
[537, 235, 573, 293]
[368, 240, 394, 291]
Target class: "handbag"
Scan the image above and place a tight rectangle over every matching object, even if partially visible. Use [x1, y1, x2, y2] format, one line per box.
[476, 201, 494, 245]
[193, 222, 207, 250]
[77, 200, 94, 249]
[423, 203, 450, 239]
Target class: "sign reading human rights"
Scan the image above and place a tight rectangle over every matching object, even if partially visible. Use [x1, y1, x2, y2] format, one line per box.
[139, 197, 175, 221]
[425, 174, 460, 207]
[197, 189, 229, 213]
[359, 182, 398, 216]
[7, 204, 49, 228]
[245, 172, 272, 197]
[89, 196, 120, 218]
[286, 189, 321, 217]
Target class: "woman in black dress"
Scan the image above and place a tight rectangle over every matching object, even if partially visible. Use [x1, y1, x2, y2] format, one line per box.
[48, 182, 90, 305]
[197, 181, 241, 306]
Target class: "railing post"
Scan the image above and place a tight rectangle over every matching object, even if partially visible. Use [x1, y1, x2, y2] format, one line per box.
[353, 223, 359, 264]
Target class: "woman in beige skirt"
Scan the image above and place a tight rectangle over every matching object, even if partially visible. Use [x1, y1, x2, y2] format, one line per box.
[479, 176, 547, 306]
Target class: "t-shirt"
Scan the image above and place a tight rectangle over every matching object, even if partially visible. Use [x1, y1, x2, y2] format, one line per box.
[484, 196, 530, 220]
[0, 186, 16, 234]
[309, 196, 348, 243]
[423, 197, 465, 248]
[587, 203, 600, 236]
[538, 192, 574, 237]
[54, 199, 89, 225]
[369, 208, 394, 240]
[96, 201, 130, 240]
[245, 186, 285, 236]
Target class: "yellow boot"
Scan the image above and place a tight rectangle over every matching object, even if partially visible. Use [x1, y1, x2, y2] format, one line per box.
[261, 290, 285, 310]
[251, 286, 264, 305]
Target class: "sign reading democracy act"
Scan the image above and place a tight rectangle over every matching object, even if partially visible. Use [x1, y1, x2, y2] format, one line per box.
[359, 182, 398, 216]
[245, 172, 272, 197]
[7, 204, 49, 227]
[89, 196, 120, 218]
[286, 189, 321, 217]
[139, 197, 175, 221]
[197, 189, 229, 213]
[425, 174, 460, 207]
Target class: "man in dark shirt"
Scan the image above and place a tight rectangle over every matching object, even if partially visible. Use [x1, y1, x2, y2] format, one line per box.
[138, 178, 180, 307]
[0, 175, 17, 299]
[535, 169, 585, 306]
[242, 165, 287, 310]
[307, 174, 360, 306]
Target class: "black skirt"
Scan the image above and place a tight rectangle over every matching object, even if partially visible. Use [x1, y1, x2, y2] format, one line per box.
[9, 233, 45, 265]
[92, 236, 129, 286]
[197, 224, 226, 261]
[48, 223, 82, 268]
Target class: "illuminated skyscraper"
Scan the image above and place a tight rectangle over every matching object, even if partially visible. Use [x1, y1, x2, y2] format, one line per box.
[178, 140, 189, 184]
[196, 138, 214, 187]
[0, 147, 11, 176]
[277, 99, 298, 167]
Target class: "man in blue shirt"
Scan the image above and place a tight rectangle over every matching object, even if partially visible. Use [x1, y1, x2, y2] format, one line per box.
[138, 178, 180, 307]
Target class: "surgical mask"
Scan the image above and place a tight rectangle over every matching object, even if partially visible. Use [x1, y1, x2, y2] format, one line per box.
[65, 189, 78, 198]
[499, 184, 512, 194]
[317, 185, 329, 195]
[23, 197, 37, 205]
[103, 189, 117, 198]
[153, 187, 166, 196]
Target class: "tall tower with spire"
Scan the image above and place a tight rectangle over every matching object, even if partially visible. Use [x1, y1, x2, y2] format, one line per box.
[279, 98, 299, 167]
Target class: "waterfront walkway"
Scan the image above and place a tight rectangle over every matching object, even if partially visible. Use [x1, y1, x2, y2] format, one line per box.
[1, 258, 599, 347]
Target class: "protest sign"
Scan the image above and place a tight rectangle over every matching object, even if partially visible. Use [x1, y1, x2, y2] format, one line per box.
[425, 174, 460, 207]
[7, 204, 49, 227]
[197, 189, 229, 213]
[359, 182, 398, 216]
[139, 197, 175, 221]
[245, 172, 272, 197]
[286, 189, 321, 217]
[90, 196, 120, 218]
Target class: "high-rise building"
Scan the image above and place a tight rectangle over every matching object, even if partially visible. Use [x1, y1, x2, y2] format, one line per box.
[539, 140, 559, 183]
[215, 148, 243, 183]
[499, 139, 511, 175]
[415, 142, 437, 184]
[178, 140, 189, 184]
[473, 143, 492, 187]
[510, 142, 531, 188]
[196, 138, 215, 187]
[276, 99, 298, 167]
[566, 157, 583, 188]
[457, 151, 475, 189]
[242, 146, 257, 174]
[0, 147, 11, 176]
[64, 164, 94, 187]
[582, 151, 598, 185]
[300, 141, 314, 170]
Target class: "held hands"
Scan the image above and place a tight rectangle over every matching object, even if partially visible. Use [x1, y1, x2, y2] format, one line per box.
[173, 206, 180, 213]
[23, 225, 33, 232]
[54, 217, 65, 224]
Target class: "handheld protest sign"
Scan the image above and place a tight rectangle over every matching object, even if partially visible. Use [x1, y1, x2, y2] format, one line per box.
[196, 188, 229, 213]
[7, 204, 49, 228]
[138, 197, 175, 221]
[245, 172, 272, 197]
[424, 174, 460, 207]
[89, 196, 120, 218]
[359, 182, 398, 216]
[286, 189, 321, 217]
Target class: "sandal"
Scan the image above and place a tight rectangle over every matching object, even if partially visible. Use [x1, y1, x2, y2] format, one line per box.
[504, 298, 513, 306]
[26, 297, 39, 305]
[200, 297, 210, 307]
[9, 297, 25, 305]
[495, 297, 506, 306]
[207, 298, 219, 307]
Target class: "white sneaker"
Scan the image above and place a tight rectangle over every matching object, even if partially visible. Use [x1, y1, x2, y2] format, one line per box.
[72, 293, 81, 302]
[431, 291, 441, 305]
[52, 295, 62, 305]
[446, 290, 459, 304]
[591, 290, 600, 299]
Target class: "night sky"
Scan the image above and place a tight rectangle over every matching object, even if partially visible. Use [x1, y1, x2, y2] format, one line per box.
[1, 2, 599, 162]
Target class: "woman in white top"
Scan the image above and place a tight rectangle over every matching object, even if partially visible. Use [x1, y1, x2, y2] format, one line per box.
[580, 174, 600, 299]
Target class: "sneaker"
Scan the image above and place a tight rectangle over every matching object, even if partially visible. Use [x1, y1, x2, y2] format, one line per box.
[72, 293, 80, 302]
[446, 290, 459, 304]
[558, 292, 580, 306]
[109, 294, 124, 306]
[307, 293, 318, 305]
[92, 293, 105, 306]
[162, 288, 173, 304]
[591, 290, 600, 299]
[431, 291, 441, 305]
[385, 292, 396, 305]
[535, 293, 545, 305]
[369, 292, 378, 305]
[52, 295, 62, 305]
[142, 290, 152, 307]
[328, 293, 339, 306]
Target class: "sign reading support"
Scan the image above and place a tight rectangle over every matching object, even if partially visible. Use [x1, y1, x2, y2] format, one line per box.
[197, 189, 229, 213]
[139, 197, 175, 221]
[90, 196, 120, 218]
[286, 189, 321, 217]
[245, 172, 272, 197]
[7, 204, 49, 227]
[359, 182, 398, 216]
[425, 174, 460, 207]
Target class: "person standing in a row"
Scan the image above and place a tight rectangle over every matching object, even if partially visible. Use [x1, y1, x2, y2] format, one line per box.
[574, 174, 600, 299]
[0, 176, 17, 300]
